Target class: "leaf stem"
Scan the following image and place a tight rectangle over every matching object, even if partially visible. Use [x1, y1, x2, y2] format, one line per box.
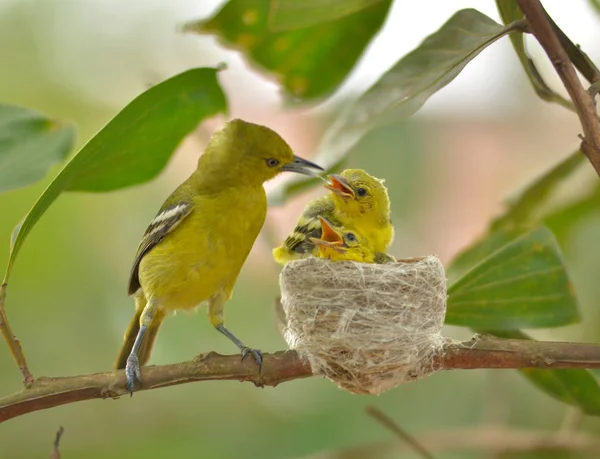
[0, 282, 33, 387]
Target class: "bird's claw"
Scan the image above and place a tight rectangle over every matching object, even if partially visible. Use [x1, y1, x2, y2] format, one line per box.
[241, 346, 263, 371]
[125, 354, 142, 396]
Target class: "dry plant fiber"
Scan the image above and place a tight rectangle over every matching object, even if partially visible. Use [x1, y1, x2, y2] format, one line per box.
[279, 256, 448, 395]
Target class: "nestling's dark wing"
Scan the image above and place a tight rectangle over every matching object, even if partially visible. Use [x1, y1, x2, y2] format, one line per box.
[127, 202, 193, 295]
[283, 197, 338, 254]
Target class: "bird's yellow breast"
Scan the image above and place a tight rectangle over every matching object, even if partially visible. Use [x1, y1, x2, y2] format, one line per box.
[138, 187, 266, 310]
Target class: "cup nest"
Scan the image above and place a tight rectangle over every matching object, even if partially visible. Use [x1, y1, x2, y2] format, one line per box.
[278, 256, 448, 395]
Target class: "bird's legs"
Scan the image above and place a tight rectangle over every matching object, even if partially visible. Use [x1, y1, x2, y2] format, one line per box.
[208, 291, 263, 369]
[125, 298, 158, 395]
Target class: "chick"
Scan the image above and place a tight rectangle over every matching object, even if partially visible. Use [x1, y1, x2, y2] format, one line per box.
[273, 169, 393, 265]
[309, 216, 376, 263]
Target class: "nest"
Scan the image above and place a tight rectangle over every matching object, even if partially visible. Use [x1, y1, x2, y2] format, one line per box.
[278, 256, 448, 395]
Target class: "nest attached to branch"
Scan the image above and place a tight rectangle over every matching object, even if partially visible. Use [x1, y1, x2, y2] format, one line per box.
[278, 256, 448, 395]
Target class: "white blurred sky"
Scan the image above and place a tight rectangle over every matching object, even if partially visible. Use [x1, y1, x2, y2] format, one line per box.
[2, 0, 599, 116]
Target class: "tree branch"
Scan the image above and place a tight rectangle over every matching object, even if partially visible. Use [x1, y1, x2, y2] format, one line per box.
[2, 336, 600, 423]
[516, 0, 600, 175]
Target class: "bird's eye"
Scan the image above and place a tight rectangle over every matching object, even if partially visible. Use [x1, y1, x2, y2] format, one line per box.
[266, 158, 280, 167]
[346, 232, 357, 242]
[356, 187, 367, 197]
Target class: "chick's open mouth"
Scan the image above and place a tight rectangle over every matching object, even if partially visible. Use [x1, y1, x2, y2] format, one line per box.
[325, 175, 355, 199]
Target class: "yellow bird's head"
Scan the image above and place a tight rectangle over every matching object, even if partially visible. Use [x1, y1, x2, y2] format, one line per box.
[309, 216, 374, 263]
[200, 119, 322, 186]
[324, 169, 390, 219]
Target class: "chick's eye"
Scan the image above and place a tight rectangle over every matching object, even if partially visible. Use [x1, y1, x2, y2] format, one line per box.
[356, 187, 367, 197]
[266, 158, 280, 167]
[346, 233, 356, 242]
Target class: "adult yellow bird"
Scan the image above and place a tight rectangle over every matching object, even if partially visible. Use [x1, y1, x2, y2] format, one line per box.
[310, 216, 376, 262]
[273, 169, 393, 265]
[115, 119, 323, 394]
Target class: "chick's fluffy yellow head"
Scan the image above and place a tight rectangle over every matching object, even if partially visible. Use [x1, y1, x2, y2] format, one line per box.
[199, 119, 321, 186]
[309, 216, 373, 262]
[327, 169, 390, 216]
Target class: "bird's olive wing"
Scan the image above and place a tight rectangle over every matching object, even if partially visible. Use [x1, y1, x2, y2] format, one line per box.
[127, 202, 193, 295]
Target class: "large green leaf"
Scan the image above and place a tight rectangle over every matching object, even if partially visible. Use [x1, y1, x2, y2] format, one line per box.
[267, 0, 386, 31]
[268, 9, 521, 204]
[496, 0, 575, 112]
[491, 150, 586, 231]
[0, 105, 75, 194]
[4, 67, 227, 281]
[522, 369, 600, 415]
[446, 226, 579, 329]
[448, 149, 587, 283]
[186, 0, 392, 101]
[544, 184, 600, 245]
[446, 227, 529, 286]
[490, 330, 600, 416]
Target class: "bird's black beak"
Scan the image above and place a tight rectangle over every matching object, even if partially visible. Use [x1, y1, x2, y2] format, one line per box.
[281, 155, 324, 176]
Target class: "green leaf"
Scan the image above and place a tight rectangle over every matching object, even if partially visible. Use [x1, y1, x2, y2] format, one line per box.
[449, 149, 586, 283]
[66, 69, 226, 192]
[267, 0, 386, 31]
[522, 369, 600, 415]
[186, 0, 392, 101]
[496, 0, 576, 112]
[491, 150, 586, 231]
[446, 226, 529, 286]
[446, 226, 579, 329]
[4, 67, 227, 281]
[268, 9, 519, 203]
[544, 184, 600, 245]
[0, 104, 75, 194]
[489, 330, 600, 415]
[340, 9, 509, 130]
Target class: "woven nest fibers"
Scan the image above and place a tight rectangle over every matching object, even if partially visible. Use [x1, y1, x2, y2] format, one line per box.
[278, 256, 448, 395]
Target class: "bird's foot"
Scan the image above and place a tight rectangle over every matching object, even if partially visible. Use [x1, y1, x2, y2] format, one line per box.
[125, 354, 142, 396]
[241, 346, 263, 371]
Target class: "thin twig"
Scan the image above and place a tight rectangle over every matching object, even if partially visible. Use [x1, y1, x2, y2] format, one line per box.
[516, 0, 600, 176]
[558, 407, 584, 436]
[299, 427, 600, 457]
[365, 406, 437, 459]
[3, 337, 600, 423]
[50, 426, 64, 459]
[0, 283, 33, 386]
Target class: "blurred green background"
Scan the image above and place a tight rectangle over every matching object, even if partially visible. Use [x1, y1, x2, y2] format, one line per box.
[2, 0, 600, 458]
